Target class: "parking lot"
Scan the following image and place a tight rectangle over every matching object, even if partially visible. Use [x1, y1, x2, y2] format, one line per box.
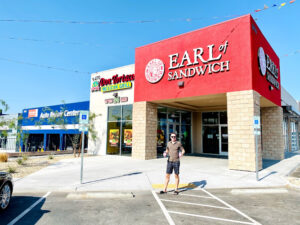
[1, 188, 300, 225]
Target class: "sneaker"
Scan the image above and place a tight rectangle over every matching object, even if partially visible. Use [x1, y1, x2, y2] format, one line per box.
[159, 190, 167, 194]
[173, 190, 179, 195]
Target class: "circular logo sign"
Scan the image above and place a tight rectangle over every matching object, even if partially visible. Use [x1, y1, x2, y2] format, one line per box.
[258, 47, 266, 76]
[92, 81, 99, 87]
[145, 59, 165, 83]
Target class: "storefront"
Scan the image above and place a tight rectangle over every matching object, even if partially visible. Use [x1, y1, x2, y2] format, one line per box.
[89, 65, 135, 156]
[89, 14, 300, 171]
[281, 87, 300, 152]
[20, 101, 89, 152]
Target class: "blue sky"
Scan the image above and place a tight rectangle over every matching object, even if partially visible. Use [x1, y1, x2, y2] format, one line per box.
[0, 0, 299, 114]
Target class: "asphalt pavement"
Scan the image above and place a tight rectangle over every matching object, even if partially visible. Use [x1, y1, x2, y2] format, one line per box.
[2, 188, 300, 225]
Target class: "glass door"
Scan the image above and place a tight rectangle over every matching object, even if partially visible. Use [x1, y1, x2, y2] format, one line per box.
[168, 123, 180, 141]
[202, 126, 219, 154]
[220, 125, 228, 155]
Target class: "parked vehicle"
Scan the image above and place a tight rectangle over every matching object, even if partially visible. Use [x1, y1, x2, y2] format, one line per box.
[0, 172, 13, 211]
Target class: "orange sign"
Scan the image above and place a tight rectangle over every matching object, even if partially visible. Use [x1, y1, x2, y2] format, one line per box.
[28, 109, 38, 118]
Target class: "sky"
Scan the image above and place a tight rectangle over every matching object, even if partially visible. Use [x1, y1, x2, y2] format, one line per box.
[0, 0, 299, 114]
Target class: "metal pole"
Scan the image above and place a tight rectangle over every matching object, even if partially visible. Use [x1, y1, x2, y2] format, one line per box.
[80, 131, 85, 184]
[255, 133, 259, 181]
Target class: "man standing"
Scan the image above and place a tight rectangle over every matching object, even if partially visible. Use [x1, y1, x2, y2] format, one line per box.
[160, 132, 185, 195]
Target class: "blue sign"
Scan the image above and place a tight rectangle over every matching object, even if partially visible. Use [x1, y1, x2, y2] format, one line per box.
[79, 111, 89, 125]
[21, 101, 90, 126]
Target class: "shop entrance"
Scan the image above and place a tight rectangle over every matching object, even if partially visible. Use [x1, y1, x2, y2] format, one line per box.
[202, 112, 228, 155]
[157, 107, 191, 154]
[47, 134, 60, 151]
[168, 123, 179, 137]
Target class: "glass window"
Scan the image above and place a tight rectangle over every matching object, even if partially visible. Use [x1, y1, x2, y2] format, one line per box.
[158, 107, 167, 123]
[202, 112, 219, 124]
[157, 122, 167, 154]
[122, 105, 132, 121]
[157, 107, 192, 156]
[107, 105, 132, 156]
[108, 106, 121, 121]
[121, 121, 132, 155]
[107, 121, 121, 154]
[220, 112, 227, 124]
[181, 125, 191, 153]
[202, 126, 219, 154]
[181, 111, 191, 125]
[168, 108, 180, 123]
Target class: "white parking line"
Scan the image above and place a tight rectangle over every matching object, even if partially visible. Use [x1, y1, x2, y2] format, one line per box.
[168, 211, 255, 225]
[231, 188, 288, 194]
[7, 192, 51, 225]
[179, 193, 214, 199]
[161, 199, 232, 210]
[151, 190, 175, 225]
[200, 189, 262, 225]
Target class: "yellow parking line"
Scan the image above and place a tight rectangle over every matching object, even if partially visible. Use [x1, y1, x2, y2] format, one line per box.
[152, 183, 196, 189]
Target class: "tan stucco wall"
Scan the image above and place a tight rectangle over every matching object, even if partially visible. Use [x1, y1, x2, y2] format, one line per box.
[227, 90, 262, 171]
[192, 112, 202, 154]
[132, 101, 157, 160]
[261, 107, 284, 160]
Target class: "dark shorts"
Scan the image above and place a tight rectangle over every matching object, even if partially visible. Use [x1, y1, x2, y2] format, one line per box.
[166, 161, 180, 175]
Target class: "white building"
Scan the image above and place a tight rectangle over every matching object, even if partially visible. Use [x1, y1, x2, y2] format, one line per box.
[0, 113, 19, 152]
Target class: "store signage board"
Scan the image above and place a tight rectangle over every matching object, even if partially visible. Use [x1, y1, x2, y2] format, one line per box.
[253, 116, 260, 129]
[79, 111, 89, 125]
[91, 74, 135, 93]
[135, 15, 281, 107]
[253, 116, 261, 135]
[105, 96, 128, 104]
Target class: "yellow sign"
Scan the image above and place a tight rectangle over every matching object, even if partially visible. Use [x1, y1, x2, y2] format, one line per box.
[124, 129, 132, 146]
[101, 82, 132, 93]
[109, 129, 119, 147]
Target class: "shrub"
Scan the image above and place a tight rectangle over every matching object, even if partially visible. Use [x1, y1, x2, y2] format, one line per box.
[0, 153, 8, 162]
[7, 166, 16, 173]
[22, 154, 28, 161]
[17, 158, 23, 165]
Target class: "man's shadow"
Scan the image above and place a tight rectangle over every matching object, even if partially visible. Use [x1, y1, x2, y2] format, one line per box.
[175, 180, 207, 193]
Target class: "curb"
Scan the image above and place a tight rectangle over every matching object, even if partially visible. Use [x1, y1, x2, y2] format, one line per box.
[287, 177, 300, 189]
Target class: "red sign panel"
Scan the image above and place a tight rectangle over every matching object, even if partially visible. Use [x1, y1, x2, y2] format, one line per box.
[250, 16, 281, 106]
[134, 14, 280, 106]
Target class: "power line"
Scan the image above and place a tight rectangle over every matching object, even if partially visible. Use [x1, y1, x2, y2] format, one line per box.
[0, 36, 103, 47]
[0, 19, 160, 24]
[0, 1, 296, 25]
[0, 57, 91, 74]
[1, 35, 299, 58]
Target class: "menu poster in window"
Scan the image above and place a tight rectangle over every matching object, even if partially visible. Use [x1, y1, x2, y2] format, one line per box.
[157, 129, 165, 147]
[109, 129, 119, 146]
[124, 129, 132, 146]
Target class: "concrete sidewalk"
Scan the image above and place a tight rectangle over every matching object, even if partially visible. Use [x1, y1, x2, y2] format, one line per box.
[13, 153, 300, 193]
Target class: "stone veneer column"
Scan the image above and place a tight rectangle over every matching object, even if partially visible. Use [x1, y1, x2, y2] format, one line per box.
[132, 102, 157, 160]
[227, 90, 262, 171]
[261, 107, 284, 160]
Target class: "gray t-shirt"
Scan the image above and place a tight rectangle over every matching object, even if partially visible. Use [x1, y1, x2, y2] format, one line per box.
[167, 141, 183, 162]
